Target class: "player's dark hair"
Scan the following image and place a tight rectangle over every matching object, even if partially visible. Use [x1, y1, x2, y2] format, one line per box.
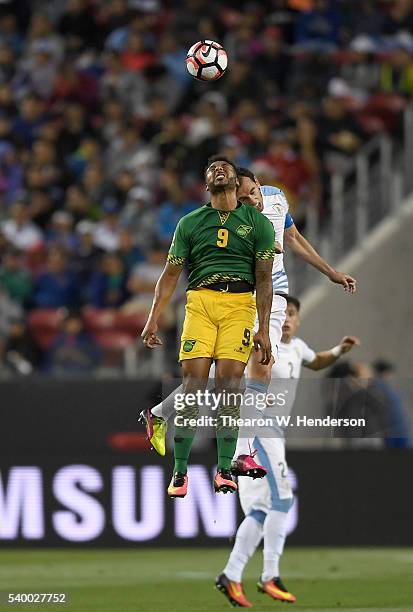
[237, 167, 256, 182]
[285, 295, 301, 311]
[204, 155, 237, 176]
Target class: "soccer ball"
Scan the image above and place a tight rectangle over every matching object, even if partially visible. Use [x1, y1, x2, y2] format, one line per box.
[186, 40, 228, 81]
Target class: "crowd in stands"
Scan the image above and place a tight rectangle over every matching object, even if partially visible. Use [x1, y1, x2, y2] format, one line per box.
[0, 0, 412, 375]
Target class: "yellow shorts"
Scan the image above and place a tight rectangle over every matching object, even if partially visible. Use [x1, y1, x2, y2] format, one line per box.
[179, 288, 256, 363]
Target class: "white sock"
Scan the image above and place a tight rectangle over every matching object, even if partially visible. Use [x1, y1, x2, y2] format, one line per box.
[262, 510, 289, 581]
[235, 384, 268, 456]
[151, 384, 183, 420]
[223, 515, 263, 582]
[151, 376, 216, 420]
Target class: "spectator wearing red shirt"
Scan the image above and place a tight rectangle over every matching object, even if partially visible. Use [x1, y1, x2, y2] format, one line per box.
[121, 33, 155, 72]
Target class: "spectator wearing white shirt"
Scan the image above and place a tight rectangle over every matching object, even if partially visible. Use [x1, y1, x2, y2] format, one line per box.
[94, 197, 121, 252]
[1, 202, 43, 251]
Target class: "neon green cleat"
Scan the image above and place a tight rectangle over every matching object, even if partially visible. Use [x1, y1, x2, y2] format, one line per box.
[140, 409, 167, 456]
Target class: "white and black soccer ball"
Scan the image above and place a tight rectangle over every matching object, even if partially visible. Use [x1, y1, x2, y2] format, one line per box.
[186, 40, 228, 81]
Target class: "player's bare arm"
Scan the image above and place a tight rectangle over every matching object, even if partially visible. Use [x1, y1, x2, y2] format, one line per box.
[306, 335, 361, 371]
[141, 262, 183, 349]
[284, 224, 357, 294]
[254, 258, 273, 365]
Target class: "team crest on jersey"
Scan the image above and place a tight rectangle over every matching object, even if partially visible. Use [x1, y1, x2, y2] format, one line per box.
[272, 203, 283, 215]
[183, 340, 197, 352]
[236, 225, 252, 237]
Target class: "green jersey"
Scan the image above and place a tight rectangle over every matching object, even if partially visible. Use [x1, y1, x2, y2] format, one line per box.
[167, 202, 276, 289]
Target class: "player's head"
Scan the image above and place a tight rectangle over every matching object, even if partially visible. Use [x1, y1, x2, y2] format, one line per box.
[282, 295, 301, 342]
[205, 155, 239, 194]
[236, 167, 263, 211]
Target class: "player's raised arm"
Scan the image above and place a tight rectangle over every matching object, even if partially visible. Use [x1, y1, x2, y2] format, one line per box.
[253, 213, 276, 365]
[305, 335, 361, 370]
[141, 262, 183, 348]
[284, 223, 357, 294]
[141, 220, 188, 348]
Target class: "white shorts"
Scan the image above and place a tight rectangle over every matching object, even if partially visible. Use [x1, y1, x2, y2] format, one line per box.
[253, 294, 287, 358]
[238, 435, 293, 515]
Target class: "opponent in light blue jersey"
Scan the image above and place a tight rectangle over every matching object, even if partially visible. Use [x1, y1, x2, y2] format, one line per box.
[260, 185, 293, 295]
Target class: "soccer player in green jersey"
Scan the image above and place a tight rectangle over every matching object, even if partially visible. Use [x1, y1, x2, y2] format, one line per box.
[141, 155, 276, 498]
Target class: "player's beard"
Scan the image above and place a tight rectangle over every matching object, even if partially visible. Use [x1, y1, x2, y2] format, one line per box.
[208, 174, 238, 195]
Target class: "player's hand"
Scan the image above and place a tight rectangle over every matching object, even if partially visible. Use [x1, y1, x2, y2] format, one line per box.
[141, 319, 163, 349]
[339, 335, 361, 354]
[253, 330, 272, 365]
[328, 270, 357, 294]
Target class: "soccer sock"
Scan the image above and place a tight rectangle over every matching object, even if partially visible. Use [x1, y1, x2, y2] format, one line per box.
[173, 402, 199, 474]
[152, 376, 216, 419]
[223, 514, 263, 582]
[262, 509, 290, 581]
[236, 380, 269, 456]
[152, 384, 183, 419]
[216, 402, 240, 470]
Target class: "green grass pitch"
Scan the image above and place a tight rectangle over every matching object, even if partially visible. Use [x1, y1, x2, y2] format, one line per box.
[0, 548, 411, 611]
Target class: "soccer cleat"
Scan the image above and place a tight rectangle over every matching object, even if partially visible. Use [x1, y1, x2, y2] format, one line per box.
[139, 409, 167, 456]
[257, 576, 296, 603]
[215, 573, 252, 608]
[231, 451, 267, 479]
[167, 472, 188, 498]
[214, 469, 238, 494]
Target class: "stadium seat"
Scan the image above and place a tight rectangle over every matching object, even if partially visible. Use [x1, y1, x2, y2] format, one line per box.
[82, 308, 117, 333]
[27, 308, 66, 349]
[94, 331, 134, 349]
[94, 331, 135, 369]
[355, 112, 386, 135]
[114, 312, 148, 336]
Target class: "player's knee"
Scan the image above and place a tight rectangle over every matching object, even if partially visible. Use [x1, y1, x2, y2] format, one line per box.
[215, 359, 246, 389]
[248, 359, 272, 385]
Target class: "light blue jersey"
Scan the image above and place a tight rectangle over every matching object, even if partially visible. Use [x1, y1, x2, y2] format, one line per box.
[260, 185, 293, 294]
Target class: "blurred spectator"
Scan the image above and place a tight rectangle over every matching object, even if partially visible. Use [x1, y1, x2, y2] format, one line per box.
[381, 0, 413, 36]
[1, 202, 43, 250]
[0, 248, 31, 305]
[87, 252, 128, 308]
[379, 44, 413, 97]
[25, 13, 64, 64]
[124, 245, 166, 314]
[47, 311, 100, 375]
[58, 0, 99, 53]
[325, 360, 387, 444]
[157, 172, 197, 245]
[4, 318, 40, 375]
[257, 27, 291, 95]
[372, 359, 412, 448]
[47, 210, 77, 252]
[94, 197, 122, 252]
[318, 96, 366, 171]
[294, 0, 341, 50]
[118, 227, 144, 273]
[121, 32, 155, 71]
[11, 95, 46, 147]
[72, 220, 101, 290]
[33, 246, 78, 307]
